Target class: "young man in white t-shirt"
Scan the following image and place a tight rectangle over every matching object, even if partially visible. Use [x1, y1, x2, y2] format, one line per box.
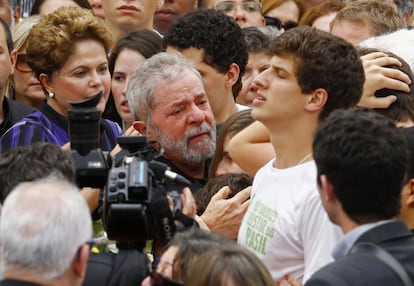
[237, 26, 365, 284]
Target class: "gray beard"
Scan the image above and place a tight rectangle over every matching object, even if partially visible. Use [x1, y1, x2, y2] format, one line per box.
[152, 122, 216, 165]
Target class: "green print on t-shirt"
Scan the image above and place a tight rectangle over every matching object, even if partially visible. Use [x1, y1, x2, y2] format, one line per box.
[245, 201, 277, 255]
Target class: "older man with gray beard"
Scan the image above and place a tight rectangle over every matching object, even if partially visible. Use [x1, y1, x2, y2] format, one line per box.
[127, 52, 251, 239]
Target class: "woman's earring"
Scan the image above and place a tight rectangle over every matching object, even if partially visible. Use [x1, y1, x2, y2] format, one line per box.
[48, 91, 55, 99]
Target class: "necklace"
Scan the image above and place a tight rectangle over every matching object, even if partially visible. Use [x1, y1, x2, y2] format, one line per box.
[297, 152, 313, 165]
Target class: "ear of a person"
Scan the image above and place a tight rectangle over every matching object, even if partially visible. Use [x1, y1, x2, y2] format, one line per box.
[132, 121, 155, 139]
[305, 88, 328, 113]
[407, 179, 414, 206]
[319, 174, 336, 202]
[73, 244, 89, 278]
[224, 63, 240, 88]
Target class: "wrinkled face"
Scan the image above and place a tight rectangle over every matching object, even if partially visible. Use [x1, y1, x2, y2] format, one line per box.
[12, 43, 45, 108]
[101, 0, 161, 31]
[0, 0, 11, 26]
[237, 51, 271, 106]
[166, 46, 226, 122]
[216, 135, 245, 176]
[330, 19, 373, 46]
[41, 39, 111, 116]
[251, 54, 311, 126]
[0, 24, 13, 99]
[111, 48, 147, 124]
[148, 69, 216, 165]
[154, 0, 197, 34]
[88, 0, 106, 20]
[39, 0, 81, 15]
[213, 0, 265, 28]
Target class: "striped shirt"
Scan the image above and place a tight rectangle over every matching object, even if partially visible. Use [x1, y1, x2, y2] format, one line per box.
[0, 102, 123, 154]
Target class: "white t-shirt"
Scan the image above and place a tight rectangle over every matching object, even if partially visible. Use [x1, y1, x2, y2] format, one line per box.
[238, 159, 342, 284]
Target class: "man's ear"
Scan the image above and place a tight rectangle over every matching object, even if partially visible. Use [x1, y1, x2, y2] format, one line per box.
[407, 179, 414, 207]
[224, 63, 240, 89]
[133, 121, 155, 139]
[305, 88, 328, 113]
[319, 174, 336, 202]
[10, 49, 17, 75]
[73, 244, 89, 278]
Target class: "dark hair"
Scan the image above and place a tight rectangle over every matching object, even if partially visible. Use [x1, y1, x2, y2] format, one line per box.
[163, 9, 248, 97]
[313, 109, 407, 223]
[30, 0, 91, 15]
[242, 26, 273, 54]
[401, 127, 414, 180]
[109, 29, 162, 75]
[270, 26, 364, 121]
[194, 173, 253, 215]
[103, 29, 163, 125]
[209, 109, 255, 177]
[0, 17, 13, 54]
[0, 142, 76, 203]
[358, 48, 414, 124]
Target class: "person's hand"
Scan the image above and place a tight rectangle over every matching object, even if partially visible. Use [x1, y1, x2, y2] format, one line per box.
[358, 52, 411, 109]
[200, 186, 251, 239]
[181, 187, 196, 218]
[80, 187, 101, 213]
[109, 125, 141, 157]
[276, 275, 302, 286]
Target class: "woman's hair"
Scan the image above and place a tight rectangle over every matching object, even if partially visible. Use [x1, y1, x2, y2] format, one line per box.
[26, 6, 112, 79]
[299, 0, 345, 26]
[108, 29, 162, 75]
[262, 0, 305, 19]
[209, 109, 255, 178]
[11, 15, 41, 52]
[168, 228, 234, 283]
[185, 244, 275, 286]
[30, 0, 91, 15]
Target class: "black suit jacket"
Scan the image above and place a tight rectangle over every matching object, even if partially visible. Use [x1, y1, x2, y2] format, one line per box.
[305, 220, 414, 286]
[0, 280, 41, 286]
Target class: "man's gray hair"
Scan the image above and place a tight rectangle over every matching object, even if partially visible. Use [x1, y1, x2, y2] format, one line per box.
[126, 52, 203, 121]
[359, 29, 414, 72]
[0, 176, 92, 280]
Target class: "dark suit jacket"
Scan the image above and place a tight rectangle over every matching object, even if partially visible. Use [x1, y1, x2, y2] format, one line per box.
[0, 280, 41, 286]
[305, 220, 414, 286]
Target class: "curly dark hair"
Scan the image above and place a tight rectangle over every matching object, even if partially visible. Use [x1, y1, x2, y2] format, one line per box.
[163, 9, 248, 97]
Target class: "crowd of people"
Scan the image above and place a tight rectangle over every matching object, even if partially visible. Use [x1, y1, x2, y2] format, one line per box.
[0, 0, 413, 285]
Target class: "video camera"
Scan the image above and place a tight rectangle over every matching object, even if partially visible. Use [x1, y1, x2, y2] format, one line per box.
[68, 94, 191, 247]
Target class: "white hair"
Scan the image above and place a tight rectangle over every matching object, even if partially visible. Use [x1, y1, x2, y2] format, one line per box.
[359, 28, 414, 72]
[0, 176, 92, 280]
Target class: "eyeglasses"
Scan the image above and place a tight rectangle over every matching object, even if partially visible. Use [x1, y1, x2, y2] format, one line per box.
[15, 53, 32, 72]
[150, 271, 183, 286]
[264, 15, 298, 30]
[215, 1, 262, 14]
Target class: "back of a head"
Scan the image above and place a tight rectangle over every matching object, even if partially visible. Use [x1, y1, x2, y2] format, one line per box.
[169, 228, 235, 283]
[400, 127, 414, 180]
[185, 244, 274, 286]
[0, 142, 75, 203]
[243, 26, 273, 54]
[0, 176, 92, 280]
[271, 26, 364, 120]
[262, 0, 305, 19]
[357, 47, 414, 124]
[163, 9, 248, 95]
[331, 0, 405, 36]
[313, 109, 407, 224]
[11, 15, 40, 51]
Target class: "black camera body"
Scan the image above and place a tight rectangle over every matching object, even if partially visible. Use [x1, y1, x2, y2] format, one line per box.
[68, 98, 185, 246]
[68, 92, 109, 189]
